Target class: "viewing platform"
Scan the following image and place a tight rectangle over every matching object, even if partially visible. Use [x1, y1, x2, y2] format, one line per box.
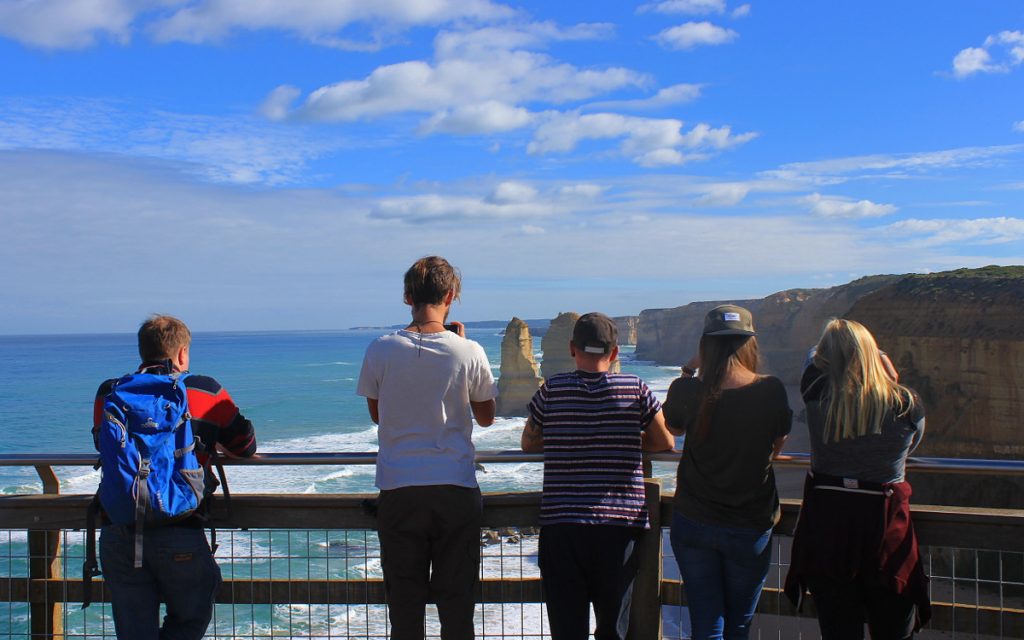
[2, 452, 1022, 639]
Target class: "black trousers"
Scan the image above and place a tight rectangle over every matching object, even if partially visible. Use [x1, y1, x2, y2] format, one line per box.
[809, 575, 917, 640]
[376, 485, 483, 640]
[538, 523, 642, 640]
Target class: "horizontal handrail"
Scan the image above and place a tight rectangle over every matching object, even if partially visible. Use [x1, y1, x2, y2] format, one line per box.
[2, 451, 1024, 475]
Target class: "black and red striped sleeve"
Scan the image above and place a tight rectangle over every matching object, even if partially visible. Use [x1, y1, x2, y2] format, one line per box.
[92, 379, 117, 451]
[185, 375, 257, 459]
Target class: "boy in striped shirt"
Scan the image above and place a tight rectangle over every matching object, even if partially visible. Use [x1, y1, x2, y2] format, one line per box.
[521, 312, 674, 640]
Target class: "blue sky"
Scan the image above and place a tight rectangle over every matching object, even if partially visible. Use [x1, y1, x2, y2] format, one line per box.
[1, 0, 1022, 334]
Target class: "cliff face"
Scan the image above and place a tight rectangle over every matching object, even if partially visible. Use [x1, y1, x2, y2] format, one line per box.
[635, 300, 759, 368]
[495, 318, 543, 417]
[846, 267, 1024, 508]
[634, 277, 900, 385]
[634, 265, 1024, 507]
[755, 276, 901, 383]
[846, 268, 1024, 459]
[614, 316, 639, 345]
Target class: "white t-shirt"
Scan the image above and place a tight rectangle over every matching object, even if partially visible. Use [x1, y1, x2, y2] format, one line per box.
[357, 330, 497, 490]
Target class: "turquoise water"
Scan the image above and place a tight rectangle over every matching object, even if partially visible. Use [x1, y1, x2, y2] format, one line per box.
[0, 328, 683, 494]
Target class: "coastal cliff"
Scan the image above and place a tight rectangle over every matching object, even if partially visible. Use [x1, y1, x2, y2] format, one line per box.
[846, 267, 1024, 507]
[634, 276, 900, 383]
[495, 318, 543, 417]
[634, 265, 1024, 507]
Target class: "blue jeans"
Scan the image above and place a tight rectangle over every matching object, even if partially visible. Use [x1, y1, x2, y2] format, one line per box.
[100, 524, 222, 640]
[669, 513, 772, 640]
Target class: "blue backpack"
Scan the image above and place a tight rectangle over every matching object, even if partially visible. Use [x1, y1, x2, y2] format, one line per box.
[95, 371, 206, 566]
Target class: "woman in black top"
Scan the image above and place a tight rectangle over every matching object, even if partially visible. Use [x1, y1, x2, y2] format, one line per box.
[663, 305, 791, 639]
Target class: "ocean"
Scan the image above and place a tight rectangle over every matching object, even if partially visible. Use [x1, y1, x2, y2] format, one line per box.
[0, 329, 689, 638]
[0, 328, 685, 495]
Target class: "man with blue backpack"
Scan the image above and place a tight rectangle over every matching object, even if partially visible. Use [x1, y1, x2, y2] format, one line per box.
[89, 314, 257, 640]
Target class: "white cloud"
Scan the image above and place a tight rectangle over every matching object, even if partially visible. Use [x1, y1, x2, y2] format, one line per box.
[0, 0, 515, 50]
[433, 21, 614, 57]
[260, 86, 302, 121]
[951, 30, 1024, 78]
[732, 4, 752, 18]
[419, 101, 533, 134]
[638, 0, 726, 15]
[527, 112, 756, 165]
[558, 183, 605, 199]
[806, 193, 898, 218]
[587, 83, 703, 111]
[767, 144, 1024, 183]
[1013, 121, 1024, 133]
[693, 183, 750, 207]
[281, 45, 645, 124]
[0, 0, 139, 49]
[149, 0, 515, 48]
[0, 98, 335, 184]
[654, 21, 738, 50]
[487, 181, 538, 204]
[370, 193, 554, 223]
[4, 149, 1020, 333]
[953, 47, 999, 78]
[885, 217, 1024, 246]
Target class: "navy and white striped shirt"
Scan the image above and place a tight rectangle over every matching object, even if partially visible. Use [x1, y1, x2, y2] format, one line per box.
[529, 370, 661, 528]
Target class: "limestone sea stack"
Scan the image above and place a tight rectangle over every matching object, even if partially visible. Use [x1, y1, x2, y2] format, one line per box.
[540, 311, 620, 377]
[540, 312, 580, 379]
[495, 318, 543, 417]
[614, 316, 639, 345]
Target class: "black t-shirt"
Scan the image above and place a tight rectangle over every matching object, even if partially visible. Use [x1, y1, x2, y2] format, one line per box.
[664, 376, 792, 530]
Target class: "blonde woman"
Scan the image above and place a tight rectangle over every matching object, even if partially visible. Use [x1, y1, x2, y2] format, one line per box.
[663, 305, 791, 639]
[785, 319, 930, 639]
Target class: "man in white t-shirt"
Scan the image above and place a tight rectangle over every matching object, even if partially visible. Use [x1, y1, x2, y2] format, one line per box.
[357, 256, 497, 640]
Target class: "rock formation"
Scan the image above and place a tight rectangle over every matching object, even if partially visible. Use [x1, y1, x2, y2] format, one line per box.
[633, 265, 1024, 508]
[634, 275, 900, 383]
[495, 318, 543, 417]
[635, 300, 758, 368]
[540, 312, 581, 379]
[614, 316, 639, 345]
[540, 311, 620, 378]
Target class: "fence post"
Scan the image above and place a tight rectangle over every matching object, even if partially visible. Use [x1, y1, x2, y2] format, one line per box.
[628, 478, 662, 640]
[29, 465, 63, 639]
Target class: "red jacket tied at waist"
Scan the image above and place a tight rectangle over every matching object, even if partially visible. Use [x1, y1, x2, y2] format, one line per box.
[784, 472, 931, 628]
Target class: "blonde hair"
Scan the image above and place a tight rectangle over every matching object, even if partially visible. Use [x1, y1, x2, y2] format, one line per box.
[813, 318, 914, 442]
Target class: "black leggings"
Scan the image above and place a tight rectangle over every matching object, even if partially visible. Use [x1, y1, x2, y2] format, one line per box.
[809, 575, 917, 640]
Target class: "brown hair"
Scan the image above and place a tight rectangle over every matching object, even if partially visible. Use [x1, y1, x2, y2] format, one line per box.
[403, 256, 462, 309]
[138, 315, 191, 362]
[693, 334, 760, 441]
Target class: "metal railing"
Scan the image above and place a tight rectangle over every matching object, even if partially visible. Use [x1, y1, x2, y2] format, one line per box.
[1, 452, 1023, 639]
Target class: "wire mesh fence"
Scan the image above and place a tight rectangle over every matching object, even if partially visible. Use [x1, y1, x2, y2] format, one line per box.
[2, 524, 1023, 639]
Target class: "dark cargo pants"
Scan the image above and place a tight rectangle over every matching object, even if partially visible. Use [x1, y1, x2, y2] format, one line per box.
[377, 484, 483, 640]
